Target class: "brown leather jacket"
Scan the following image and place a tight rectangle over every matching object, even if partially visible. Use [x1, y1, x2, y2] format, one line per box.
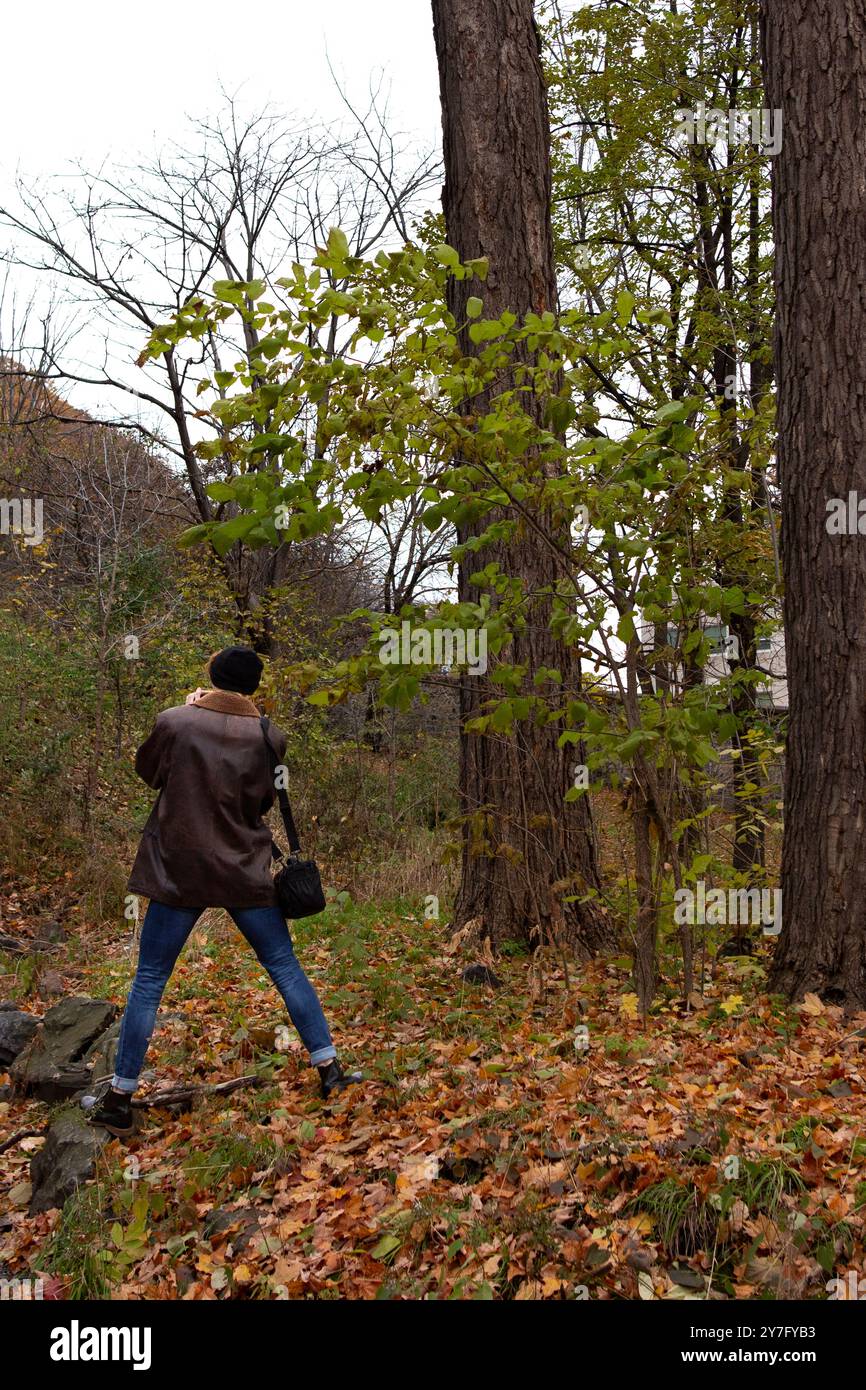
[127, 689, 288, 909]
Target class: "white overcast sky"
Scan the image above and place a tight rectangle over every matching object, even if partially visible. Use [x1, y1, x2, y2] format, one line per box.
[0, 0, 443, 418]
[2, 0, 441, 174]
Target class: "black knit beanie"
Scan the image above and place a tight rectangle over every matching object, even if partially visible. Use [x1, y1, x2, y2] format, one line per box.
[208, 646, 264, 695]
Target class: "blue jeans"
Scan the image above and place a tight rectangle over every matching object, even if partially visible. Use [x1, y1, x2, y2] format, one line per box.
[112, 901, 337, 1093]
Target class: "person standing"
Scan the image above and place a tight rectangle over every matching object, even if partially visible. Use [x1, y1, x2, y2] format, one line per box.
[90, 646, 358, 1137]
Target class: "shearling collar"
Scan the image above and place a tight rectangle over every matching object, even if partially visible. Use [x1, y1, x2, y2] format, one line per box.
[191, 688, 261, 718]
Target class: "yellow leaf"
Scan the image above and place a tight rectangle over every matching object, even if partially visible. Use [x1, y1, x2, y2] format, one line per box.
[515, 1280, 541, 1300]
[620, 993, 640, 1020]
[278, 1215, 307, 1239]
[800, 992, 824, 1016]
[396, 1155, 439, 1192]
[540, 1272, 565, 1297]
[630, 1213, 655, 1235]
[720, 994, 744, 1016]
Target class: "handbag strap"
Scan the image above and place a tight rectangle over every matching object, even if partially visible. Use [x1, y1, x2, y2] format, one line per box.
[259, 716, 301, 857]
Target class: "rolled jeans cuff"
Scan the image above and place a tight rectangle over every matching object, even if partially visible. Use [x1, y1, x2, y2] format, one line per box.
[111, 1075, 139, 1095]
[310, 1046, 337, 1066]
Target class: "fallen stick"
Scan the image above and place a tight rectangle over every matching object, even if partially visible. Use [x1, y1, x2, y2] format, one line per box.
[0, 1126, 44, 1155]
[132, 1073, 264, 1109]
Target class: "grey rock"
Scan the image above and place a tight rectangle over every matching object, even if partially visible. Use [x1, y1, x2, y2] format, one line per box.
[669, 1266, 706, 1290]
[11, 997, 118, 1101]
[625, 1247, 655, 1272]
[202, 1206, 262, 1253]
[29, 1112, 109, 1214]
[33, 920, 66, 948]
[0, 1006, 41, 1065]
[81, 1018, 123, 1081]
[461, 963, 503, 988]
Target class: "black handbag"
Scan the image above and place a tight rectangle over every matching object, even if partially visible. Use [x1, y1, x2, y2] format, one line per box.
[260, 717, 326, 919]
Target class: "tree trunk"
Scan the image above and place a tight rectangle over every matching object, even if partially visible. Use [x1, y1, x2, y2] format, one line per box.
[761, 0, 866, 1006]
[431, 0, 612, 954]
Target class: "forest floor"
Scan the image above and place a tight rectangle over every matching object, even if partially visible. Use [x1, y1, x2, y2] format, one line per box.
[2, 885, 866, 1301]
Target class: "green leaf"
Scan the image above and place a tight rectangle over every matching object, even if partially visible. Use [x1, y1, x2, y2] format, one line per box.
[371, 1234, 401, 1261]
[212, 279, 244, 303]
[466, 296, 483, 319]
[211, 514, 259, 557]
[490, 700, 514, 733]
[656, 400, 692, 424]
[721, 586, 746, 617]
[558, 731, 583, 746]
[248, 433, 292, 455]
[327, 227, 350, 260]
[205, 481, 236, 502]
[616, 290, 635, 324]
[469, 319, 508, 344]
[177, 523, 211, 549]
[545, 396, 576, 433]
[432, 243, 460, 269]
[689, 854, 714, 877]
[618, 729, 654, 760]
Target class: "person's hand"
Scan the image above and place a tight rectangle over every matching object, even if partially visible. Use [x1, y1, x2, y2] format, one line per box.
[185, 687, 208, 705]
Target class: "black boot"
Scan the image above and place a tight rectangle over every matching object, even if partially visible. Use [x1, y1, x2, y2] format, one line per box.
[89, 1086, 135, 1138]
[317, 1059, 362, 1099]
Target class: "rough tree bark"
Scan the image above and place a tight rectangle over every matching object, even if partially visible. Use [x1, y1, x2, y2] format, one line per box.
[761, 0, 866, 1006]
[431, 0, 613, 954]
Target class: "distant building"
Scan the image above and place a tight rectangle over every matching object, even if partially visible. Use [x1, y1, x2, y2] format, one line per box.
[639, 618, 788, 711]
